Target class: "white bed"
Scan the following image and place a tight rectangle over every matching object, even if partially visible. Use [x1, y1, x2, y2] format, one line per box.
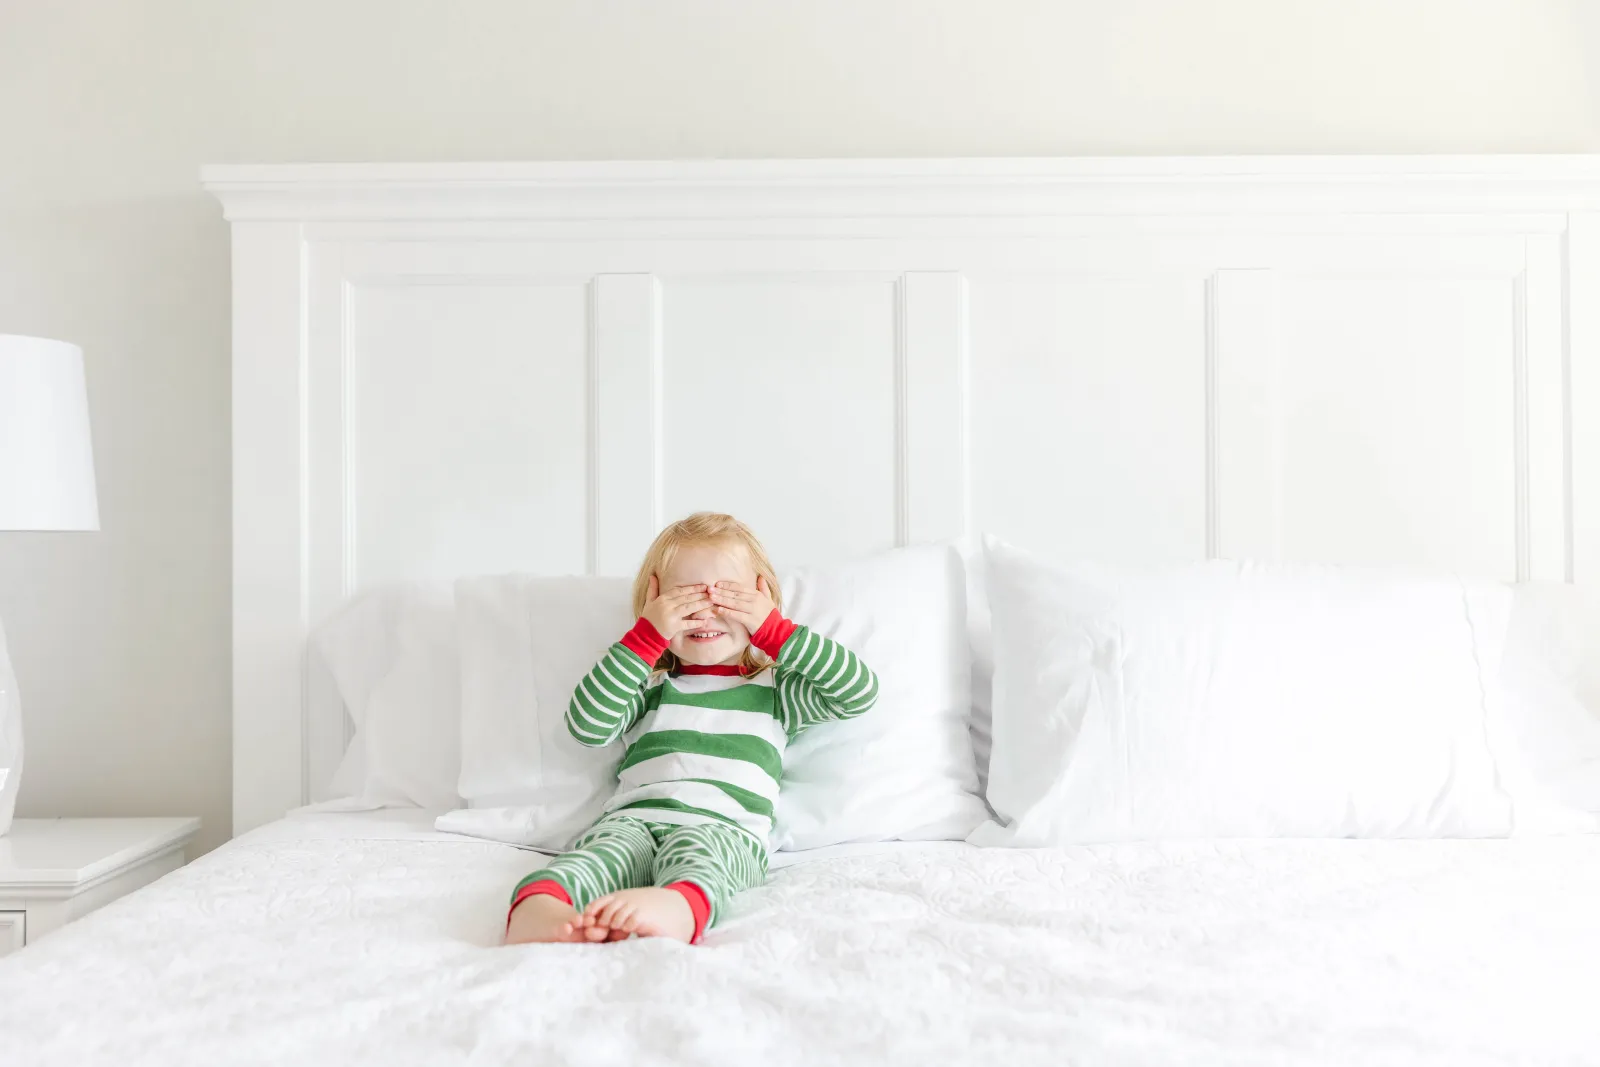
[7, 157, 1600, 1064]
[1, 808, 1597, 1066]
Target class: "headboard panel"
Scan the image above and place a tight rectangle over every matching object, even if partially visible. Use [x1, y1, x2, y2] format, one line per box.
[206, 157, 1600, 836]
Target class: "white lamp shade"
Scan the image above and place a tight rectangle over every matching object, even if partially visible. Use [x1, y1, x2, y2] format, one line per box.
[0, 335, 100, 531]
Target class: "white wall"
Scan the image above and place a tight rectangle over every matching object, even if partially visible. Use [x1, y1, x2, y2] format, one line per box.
[1, 0, 1596, 855]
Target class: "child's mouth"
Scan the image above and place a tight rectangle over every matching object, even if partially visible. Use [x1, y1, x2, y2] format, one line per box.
[685, 630, 725, 642]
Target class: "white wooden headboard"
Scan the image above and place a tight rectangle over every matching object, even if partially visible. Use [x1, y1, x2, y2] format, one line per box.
[205, 156, 1600, 836]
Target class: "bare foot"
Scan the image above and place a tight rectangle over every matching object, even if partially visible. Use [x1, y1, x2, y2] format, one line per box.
[578, 887, 695, 943]
[504, 893, 585, 945]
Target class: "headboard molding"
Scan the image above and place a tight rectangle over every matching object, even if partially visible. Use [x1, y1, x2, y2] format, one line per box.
[206, 156, 1600, 835]
[206, 156, 1600, 222]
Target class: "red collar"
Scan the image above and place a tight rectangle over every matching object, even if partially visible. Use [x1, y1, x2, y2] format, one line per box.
[676, 663, 746, 676]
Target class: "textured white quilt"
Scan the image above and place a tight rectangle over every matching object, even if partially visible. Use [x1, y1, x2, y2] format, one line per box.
[2, 811, 1598, 1066]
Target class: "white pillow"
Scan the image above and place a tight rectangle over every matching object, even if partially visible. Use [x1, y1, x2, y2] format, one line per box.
[972, 539, 1586, 845]
[958, 538, 996, 795]
[311, 582, 462, 810]
[772, 545, 987, 849]
[439, 546, 987, 852]
[1497, 582, 1600, 814]
[438, 576, 632, 851]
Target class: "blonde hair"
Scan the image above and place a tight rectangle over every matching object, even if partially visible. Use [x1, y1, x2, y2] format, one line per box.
[632, 512, 783, 675]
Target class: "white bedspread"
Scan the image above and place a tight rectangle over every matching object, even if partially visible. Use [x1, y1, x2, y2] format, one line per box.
[2, 811, 1598, 1066]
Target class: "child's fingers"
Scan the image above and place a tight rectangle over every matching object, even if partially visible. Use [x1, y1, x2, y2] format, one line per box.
[583, 923, 611, 942]
[673, 599, 713, 621]
[583, 895, 613, 920]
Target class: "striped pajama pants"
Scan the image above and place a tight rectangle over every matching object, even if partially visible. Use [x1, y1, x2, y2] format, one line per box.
[512, 814, 768, 927]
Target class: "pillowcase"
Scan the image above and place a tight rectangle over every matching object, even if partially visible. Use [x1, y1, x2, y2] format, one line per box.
[971, 538, 1587, 846]
[439, 545, 987, 852]
[1496, 582, 1600, 814]
[311, 582, 462, 810]
[958, 538, 996, 795]
[770, 545, 988, 849]
[437, 576, 633, 851]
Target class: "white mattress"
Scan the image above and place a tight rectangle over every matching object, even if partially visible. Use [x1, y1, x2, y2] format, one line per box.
[2, 810, 1598, 1066]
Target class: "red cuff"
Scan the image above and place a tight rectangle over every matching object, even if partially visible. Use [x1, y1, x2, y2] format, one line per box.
[667, 881, 711, 944]
[619, 617, 669, 666]
[749, 609, 797, 659]
[507, 879, 571, 926]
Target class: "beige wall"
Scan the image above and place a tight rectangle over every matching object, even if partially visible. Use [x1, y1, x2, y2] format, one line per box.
[1, 0, 1596, 856]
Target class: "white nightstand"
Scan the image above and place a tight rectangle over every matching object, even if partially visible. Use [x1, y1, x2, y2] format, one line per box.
[0, 817, 201, 956]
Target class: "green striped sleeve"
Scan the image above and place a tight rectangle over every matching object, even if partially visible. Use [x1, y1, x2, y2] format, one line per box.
[773, 624, 879, 737]
[566, 643, 651, 747]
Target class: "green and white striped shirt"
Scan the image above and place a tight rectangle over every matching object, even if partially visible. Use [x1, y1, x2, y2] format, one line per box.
[567, 623, 879, 846]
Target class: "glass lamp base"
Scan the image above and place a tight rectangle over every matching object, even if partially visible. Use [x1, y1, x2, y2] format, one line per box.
[0, 616, 21, 837]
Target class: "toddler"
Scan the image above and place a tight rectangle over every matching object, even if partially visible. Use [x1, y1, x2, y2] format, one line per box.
[504, 512, 879, 945]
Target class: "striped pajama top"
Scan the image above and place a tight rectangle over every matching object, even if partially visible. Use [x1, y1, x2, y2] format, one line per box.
[566, 618, 879, 847]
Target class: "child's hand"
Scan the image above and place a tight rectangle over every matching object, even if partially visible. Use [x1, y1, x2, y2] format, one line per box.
[711, 576, 777, 632]
[640, 574, 714, 639]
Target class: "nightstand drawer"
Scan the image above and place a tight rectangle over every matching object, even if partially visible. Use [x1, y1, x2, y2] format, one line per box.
[0, 912, 23, 957]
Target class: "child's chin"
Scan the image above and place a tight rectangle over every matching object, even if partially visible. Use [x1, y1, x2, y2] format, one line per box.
[676, 640, 742, 665]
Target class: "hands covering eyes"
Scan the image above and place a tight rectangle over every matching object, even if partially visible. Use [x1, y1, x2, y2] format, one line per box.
[640, 574, 776, 637]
